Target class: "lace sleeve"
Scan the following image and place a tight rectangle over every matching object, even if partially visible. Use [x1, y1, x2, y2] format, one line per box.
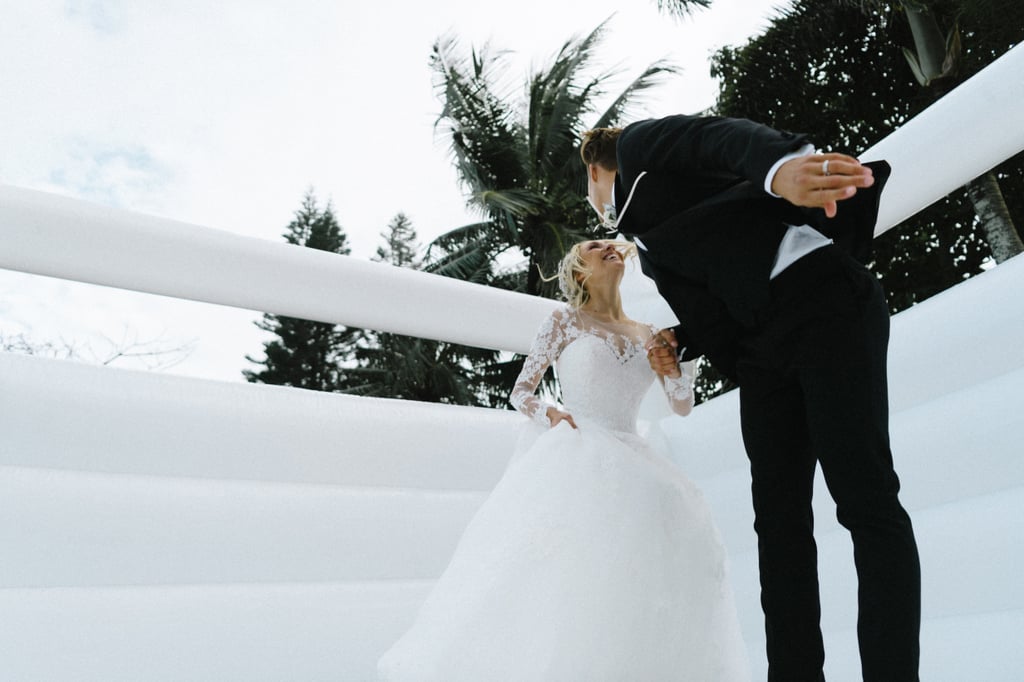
[510, 308, 570, 427]
[660, 360, 696, 416]
[647, 323, 696, 416]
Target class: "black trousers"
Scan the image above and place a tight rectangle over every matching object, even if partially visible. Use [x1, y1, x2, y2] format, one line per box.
[735, 246, 920, 682]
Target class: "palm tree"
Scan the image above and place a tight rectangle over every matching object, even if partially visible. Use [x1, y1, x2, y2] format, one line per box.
[427, 20, 675, 299]
[342, 213, 508, 407]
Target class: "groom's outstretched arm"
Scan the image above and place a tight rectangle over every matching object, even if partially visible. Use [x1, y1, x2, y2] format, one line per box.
[619, 114, 875, 218]
[618, 114, 809, 187]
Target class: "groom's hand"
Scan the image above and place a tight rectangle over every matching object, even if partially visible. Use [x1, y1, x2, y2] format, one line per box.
[645, 329, 681, 379]
[771, 152, 874, 218]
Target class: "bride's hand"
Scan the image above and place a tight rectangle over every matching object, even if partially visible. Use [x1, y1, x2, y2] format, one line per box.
[546, 407, 578, 430]
[646, 329, 681, 379]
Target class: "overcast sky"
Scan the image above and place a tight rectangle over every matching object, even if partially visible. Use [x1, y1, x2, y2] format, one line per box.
[1, 0, 783, 382]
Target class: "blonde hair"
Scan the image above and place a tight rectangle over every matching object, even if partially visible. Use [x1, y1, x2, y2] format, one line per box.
[545, 240, 637, 309]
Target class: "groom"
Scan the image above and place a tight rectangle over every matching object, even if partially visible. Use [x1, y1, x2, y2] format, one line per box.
[580, 115, 920, 681]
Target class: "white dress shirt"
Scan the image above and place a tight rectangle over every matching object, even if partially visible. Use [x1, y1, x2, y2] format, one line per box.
[764, 145, 832, 278]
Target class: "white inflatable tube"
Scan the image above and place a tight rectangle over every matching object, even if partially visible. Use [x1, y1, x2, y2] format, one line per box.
[0, 184, 556, 354]
[862, 43, 1024, 233]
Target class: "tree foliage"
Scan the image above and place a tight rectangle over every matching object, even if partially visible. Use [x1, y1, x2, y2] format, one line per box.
[654, 0, 714, 17]
[244, 191, 361, 391]
[342, 213, 511, 407]
[375, 212, 420, 269]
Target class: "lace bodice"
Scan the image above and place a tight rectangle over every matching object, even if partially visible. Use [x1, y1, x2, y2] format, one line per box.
[510, 306, 694, 432]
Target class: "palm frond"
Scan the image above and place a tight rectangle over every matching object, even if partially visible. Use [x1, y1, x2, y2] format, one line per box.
[654, 0, 713, 19]
[490, 266, 529, 293]
[476, 188, 546, 218]
[431, 34, 527, 203]
[429, 20, 673, 297]
[591, 59, 679, 128]
[423, 238, 496, 284]
[427, 220, 494, 252]
[528, 20, 615, 186]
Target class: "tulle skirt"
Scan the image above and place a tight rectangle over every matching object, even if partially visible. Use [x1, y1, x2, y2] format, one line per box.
[377, 418, 750, 681]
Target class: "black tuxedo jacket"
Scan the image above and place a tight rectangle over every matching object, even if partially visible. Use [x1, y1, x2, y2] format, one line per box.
[612, 114, 891, 381]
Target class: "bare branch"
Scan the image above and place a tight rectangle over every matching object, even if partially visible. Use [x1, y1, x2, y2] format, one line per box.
[1, 327, 196, 371]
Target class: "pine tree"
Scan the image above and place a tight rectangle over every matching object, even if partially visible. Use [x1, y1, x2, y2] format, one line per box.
[244, 191, 359, 391]
[374, 212, 420, 269]
[345, 213, 506, 406]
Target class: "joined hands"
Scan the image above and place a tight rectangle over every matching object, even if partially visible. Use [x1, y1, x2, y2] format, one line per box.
[645, 329, 681, 379]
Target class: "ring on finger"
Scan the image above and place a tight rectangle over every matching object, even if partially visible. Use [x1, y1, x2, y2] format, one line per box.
[822, 159, 831, 176]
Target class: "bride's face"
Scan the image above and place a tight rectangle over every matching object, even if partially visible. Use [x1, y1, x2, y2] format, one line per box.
[577, 240, 626, 286]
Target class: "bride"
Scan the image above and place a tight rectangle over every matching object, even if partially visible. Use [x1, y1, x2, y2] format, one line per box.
[377, 239, 750, 681]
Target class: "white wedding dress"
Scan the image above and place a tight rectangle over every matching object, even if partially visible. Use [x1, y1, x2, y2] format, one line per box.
[377, 306, 750, 681]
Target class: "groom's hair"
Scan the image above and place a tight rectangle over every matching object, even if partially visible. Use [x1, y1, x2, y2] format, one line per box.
[580, 127, 621, 171]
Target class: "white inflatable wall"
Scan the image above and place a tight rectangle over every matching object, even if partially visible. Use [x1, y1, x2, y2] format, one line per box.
[1, 38, 1022, 682]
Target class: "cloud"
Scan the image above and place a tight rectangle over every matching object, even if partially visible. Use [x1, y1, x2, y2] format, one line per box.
[63, 0, 122, 34]
[46, 139, 173, 209]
